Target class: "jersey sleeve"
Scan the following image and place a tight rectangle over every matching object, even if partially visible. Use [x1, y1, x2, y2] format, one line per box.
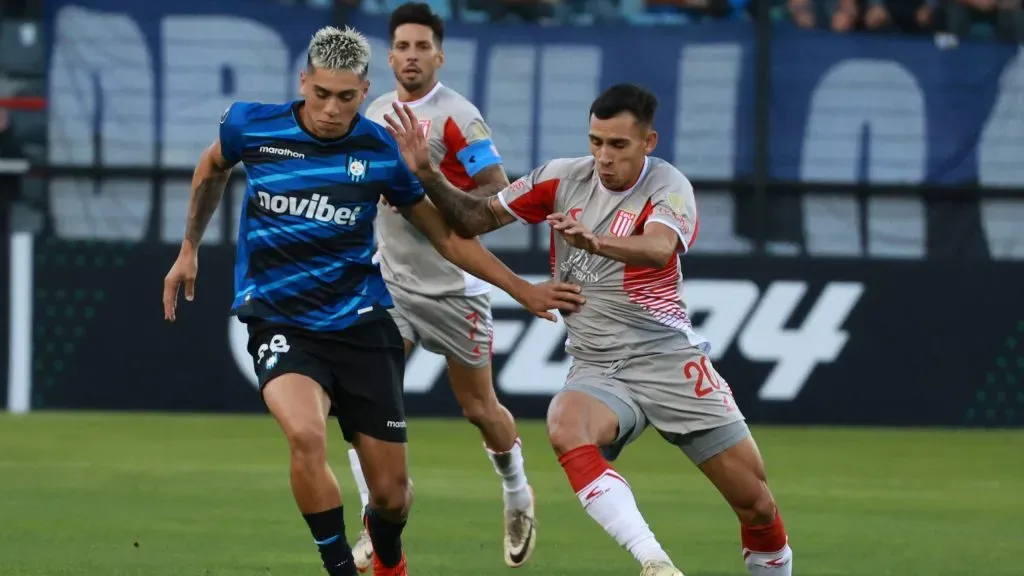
[495, 162, 562, 225]
[386, 158, 426, 207]
[645, 174, 699, 254]
[218, 102, 247, 166]
[443, 108, 502, 178]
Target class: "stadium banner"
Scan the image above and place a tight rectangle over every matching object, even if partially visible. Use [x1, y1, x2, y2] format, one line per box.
[27, 240, 1024, 428]
[46, 0, 1024, 189]
[43, 0, 1024, 264]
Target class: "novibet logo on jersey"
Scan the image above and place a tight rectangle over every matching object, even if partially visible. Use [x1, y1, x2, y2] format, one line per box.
[255, 191, 362, 226]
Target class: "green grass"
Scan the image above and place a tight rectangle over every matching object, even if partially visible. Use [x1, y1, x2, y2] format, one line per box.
[0, 413, 1022, 575]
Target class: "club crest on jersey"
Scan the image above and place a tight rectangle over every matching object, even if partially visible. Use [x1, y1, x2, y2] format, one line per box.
[418, 120, 431, 138]
[348, 157, 367, 182]
[610, 209, 638, 237]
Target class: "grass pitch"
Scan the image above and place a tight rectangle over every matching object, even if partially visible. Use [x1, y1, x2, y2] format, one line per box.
[0, 413, 1021, 575]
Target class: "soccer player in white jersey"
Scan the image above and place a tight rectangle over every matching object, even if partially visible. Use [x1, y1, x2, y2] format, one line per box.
[349, 2, 538, 571]
[382, 84, 795, 576]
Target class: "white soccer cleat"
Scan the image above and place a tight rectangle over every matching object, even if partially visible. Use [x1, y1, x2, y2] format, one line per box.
[503, 486, 537, 567]
[352, 528, 373, 573]
[640, 560, 684, 576]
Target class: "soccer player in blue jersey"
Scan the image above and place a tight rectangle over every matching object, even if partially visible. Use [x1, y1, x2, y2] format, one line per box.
[161, 26, 585, 576]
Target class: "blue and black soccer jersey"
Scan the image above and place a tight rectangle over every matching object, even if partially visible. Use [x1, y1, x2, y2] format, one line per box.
[221, 101, 424, 332]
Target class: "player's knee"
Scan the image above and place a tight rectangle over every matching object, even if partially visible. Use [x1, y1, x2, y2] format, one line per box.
[733, 484, 777, 525]
[742, 492, 777, 526]
[369, 474, 413, 518]
[460, 395, 499, 428]
[284, 422, 327, 462]
[546, 397, 590, 457]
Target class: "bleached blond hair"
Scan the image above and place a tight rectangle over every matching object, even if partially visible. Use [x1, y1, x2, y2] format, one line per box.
[306, 26, 371, 77]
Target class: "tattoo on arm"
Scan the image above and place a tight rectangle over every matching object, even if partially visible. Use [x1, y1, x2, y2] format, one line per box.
[419, 169, 504, 238]
[184, 171, 230, 247]
[465, 164, 510, 199]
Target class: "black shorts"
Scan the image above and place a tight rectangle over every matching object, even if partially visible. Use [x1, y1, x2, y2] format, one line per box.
[246, 313, 407, 443]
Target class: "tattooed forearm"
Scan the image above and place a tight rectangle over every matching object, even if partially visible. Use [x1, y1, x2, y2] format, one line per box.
[184, 172, 229, 248]
[465, 164, 510, 199]
[418, 169, 503, 238]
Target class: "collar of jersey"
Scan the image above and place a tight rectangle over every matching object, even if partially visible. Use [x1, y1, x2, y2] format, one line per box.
[399, 81, 444, 108]
[597, 156, 651, 196]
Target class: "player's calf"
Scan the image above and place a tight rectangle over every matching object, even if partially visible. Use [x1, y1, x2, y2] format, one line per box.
[448, 360, 518, 449]
[459, 389, 517, 449]
[352, 435, 413, 571]
[448, 360, 535, 566]
[695, 430, 793, 575]
[547, 390, 677, 570]
[365, 474, 411, 570]
[448, 361, 531, 503]
[264, 375, 356, 575]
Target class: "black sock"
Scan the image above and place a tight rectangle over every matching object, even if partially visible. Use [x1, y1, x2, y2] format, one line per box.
[302, 506, 355, 576]
[365, 506, 407, 568]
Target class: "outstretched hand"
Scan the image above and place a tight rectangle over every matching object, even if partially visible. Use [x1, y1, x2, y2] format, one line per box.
[162, 249, 198, 322]
[383, 102, 432, 175]
[516, 280, 586, 322]
[548, 212, 601, 253]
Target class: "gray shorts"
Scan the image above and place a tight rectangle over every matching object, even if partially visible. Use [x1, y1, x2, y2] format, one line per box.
[562, 348, 748, 464]
[387, 283, 493, 368]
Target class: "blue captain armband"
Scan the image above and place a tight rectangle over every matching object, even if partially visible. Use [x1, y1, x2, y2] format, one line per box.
[455, 139, 502, 177]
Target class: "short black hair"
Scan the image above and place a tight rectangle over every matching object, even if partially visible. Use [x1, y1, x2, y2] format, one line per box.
[389, 2, 444, 46]
[589, 84, 658, 127]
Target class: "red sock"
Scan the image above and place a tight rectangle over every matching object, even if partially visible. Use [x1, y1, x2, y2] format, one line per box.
[741, 509, 788, 554]
[558, 445, 611, 493]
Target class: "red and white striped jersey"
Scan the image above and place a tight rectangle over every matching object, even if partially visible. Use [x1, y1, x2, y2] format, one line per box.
[497, 156, 705, 361]
[367, 83, 502, 297]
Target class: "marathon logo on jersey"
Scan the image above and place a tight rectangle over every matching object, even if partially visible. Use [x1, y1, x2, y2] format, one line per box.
[610, 209, 638, 237]
[258, 146, 306, 159]
[256, 191, 362, 226]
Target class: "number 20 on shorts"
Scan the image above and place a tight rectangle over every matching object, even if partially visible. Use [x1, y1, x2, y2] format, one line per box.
[684, 356, 733, 399]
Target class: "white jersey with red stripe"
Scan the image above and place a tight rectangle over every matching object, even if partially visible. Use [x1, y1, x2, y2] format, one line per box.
[366, 82, 502, 297]
[497, 156, 707, 362]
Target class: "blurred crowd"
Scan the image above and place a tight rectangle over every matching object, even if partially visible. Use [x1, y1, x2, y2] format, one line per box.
[278, 0, 1023, 39]
[786, 0, 1023, 39]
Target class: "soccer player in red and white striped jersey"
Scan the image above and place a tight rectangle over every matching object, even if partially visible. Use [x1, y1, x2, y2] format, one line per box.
[383, 83, 795, 576]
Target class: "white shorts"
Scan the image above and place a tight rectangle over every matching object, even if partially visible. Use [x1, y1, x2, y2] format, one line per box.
[387, 283, 493, 368]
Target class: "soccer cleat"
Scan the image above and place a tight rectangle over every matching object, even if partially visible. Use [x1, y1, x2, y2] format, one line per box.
[371, 552, 408, 576]
[640, 560, 684, 576]
[352, 528, 373, 573]
[503, 486, 537, 567]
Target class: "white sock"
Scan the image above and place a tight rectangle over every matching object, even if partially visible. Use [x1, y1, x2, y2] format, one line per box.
[486, 438, 532, 510]
[576, 469, 672, 566]
[744, 545, 793, 575]
[347, 448, 370, 515]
